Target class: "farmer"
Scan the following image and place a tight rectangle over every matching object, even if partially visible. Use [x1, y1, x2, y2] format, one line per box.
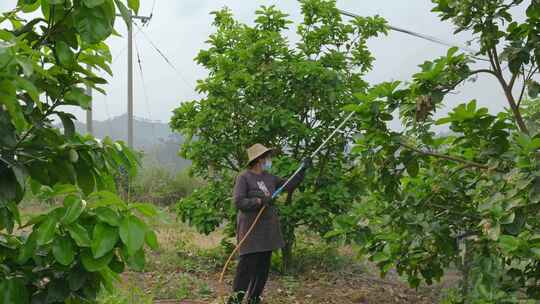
[228, 143, 311, 304]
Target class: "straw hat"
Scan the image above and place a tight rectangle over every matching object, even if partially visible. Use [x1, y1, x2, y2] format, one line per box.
[246, 143, 273, 166]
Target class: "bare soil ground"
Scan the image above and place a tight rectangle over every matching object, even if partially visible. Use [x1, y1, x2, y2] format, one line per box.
[20, 205, 459, 304]
[118, 215, 460, 304]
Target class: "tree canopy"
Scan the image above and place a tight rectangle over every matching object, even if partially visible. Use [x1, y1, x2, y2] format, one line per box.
[329, 0, 540, 301]
[170, 0, 387, 269]
[0, 0, 158, 302]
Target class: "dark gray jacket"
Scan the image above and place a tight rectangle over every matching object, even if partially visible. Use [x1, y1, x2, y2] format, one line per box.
[233, 169, 304, 256]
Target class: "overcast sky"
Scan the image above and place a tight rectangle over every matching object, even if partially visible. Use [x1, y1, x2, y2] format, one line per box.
[1, 1, 517, 126]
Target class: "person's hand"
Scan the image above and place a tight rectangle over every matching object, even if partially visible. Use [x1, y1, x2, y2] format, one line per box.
[261, 195, 273, 207]
[255, 197, 263, 206]
[302, 157, 312, 169]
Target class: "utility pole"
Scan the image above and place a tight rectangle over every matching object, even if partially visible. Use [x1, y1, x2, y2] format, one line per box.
[121, 11, 151, 148]
[86, 65, 93, 135]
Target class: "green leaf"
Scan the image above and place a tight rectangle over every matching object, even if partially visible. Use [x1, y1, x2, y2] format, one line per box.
[527, 80, 540, 98]
[127, 0, 139, 13]
[406, 158, 419, 177]
[36, 216, 57, 245]
[124, 247, 145, 271]
[65, 87, 91, 109]
[67, 266, 87, 291]
[14, 77, 39, 104]
[91, 222, 119, 258]
[371, 252, 389, 263]
[66, 223, 91, 247]
[0, 278, 29, 304]
[130, 203, 158, 217]
[83, 0, 106, 8]
[52, 236, 75, 266]
[0, 80, 27, 131]
[81, 250, 113, 272]
[87, 191, 126, 209]
[499, 235, 520, 253]
[22, 214, 46, 228]
[99, 266, 119, 293]
[75, 163, 96, 195]
[119, 215, 147, 256]
[73, 4, 114, 44]
[435, 117, 453, 125]
[95, 207, 121, 226]
[16, 57, 33, 77]
[61, 195, 85, 224]
[114, 0, 131, 28]
[52, 184, 80, 196]
[145, 230, 158, 250]
[17, 231, 37, 264]
[55, 41, 74, 67]
[57, 112, 75, 138]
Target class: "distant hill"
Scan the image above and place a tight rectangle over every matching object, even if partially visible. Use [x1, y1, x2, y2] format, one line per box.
[75, 114, 190, 171]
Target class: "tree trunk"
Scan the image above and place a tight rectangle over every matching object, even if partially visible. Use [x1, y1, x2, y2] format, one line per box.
[281, 226, 295, 273]
[459, 239, 473, 300]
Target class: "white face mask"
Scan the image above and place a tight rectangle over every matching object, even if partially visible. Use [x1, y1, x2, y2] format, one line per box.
[262, 158, 272, 171]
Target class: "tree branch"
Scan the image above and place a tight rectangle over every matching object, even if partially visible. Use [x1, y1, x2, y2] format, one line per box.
[469, 69, 498, 78]
[492, 47, 505, 78]
[399, 142, 490, 170]
[487, 48, 529, 134]
[224, 156, 240, 172]
[518, 65, 538, 108]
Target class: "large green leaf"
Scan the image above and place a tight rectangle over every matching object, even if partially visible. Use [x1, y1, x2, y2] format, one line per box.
[0, 80, 27, 131]
[73, 4, 114, 44]
[95, 207, 120, 226]
[405, 158, 419, 177]
[52, 236, 75, 266]
[75, 162, 96, 195]
[67, 266, 87, 291]
[55, 41, 74, 67]
[91, 222, 119, 258]
[57, 112, 76, 138]
[122, 246, 145, 271]
[114, 0, 131, 28]
[119, 215, 146, 256]
[14, 77, 39, 103]
[145, 230, 158, 250]
[66, 223, 91, 247]
[64, 87, 91, 109]
[81, 250, 113, 272]
[0, 166, 18, 208]
[61, 195, 85, 224]
[499, 235, 521, 253]
[16, 231, 37, 264]
[127, 0, 139, 14]
[83, 0, 106, 8]
[0, 278, 29, 304]
[36, 216, 57, 245]
[130, 203, 158, 217]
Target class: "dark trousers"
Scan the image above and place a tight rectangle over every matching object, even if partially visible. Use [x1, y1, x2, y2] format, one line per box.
[228, 251, 272, 304]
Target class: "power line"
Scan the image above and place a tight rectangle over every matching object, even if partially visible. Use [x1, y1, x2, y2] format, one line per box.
[133, 23, 196, 92]
[134, 37, 157, 146]
[150, 0, 157, 19]
[337, 9, 480, 55]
